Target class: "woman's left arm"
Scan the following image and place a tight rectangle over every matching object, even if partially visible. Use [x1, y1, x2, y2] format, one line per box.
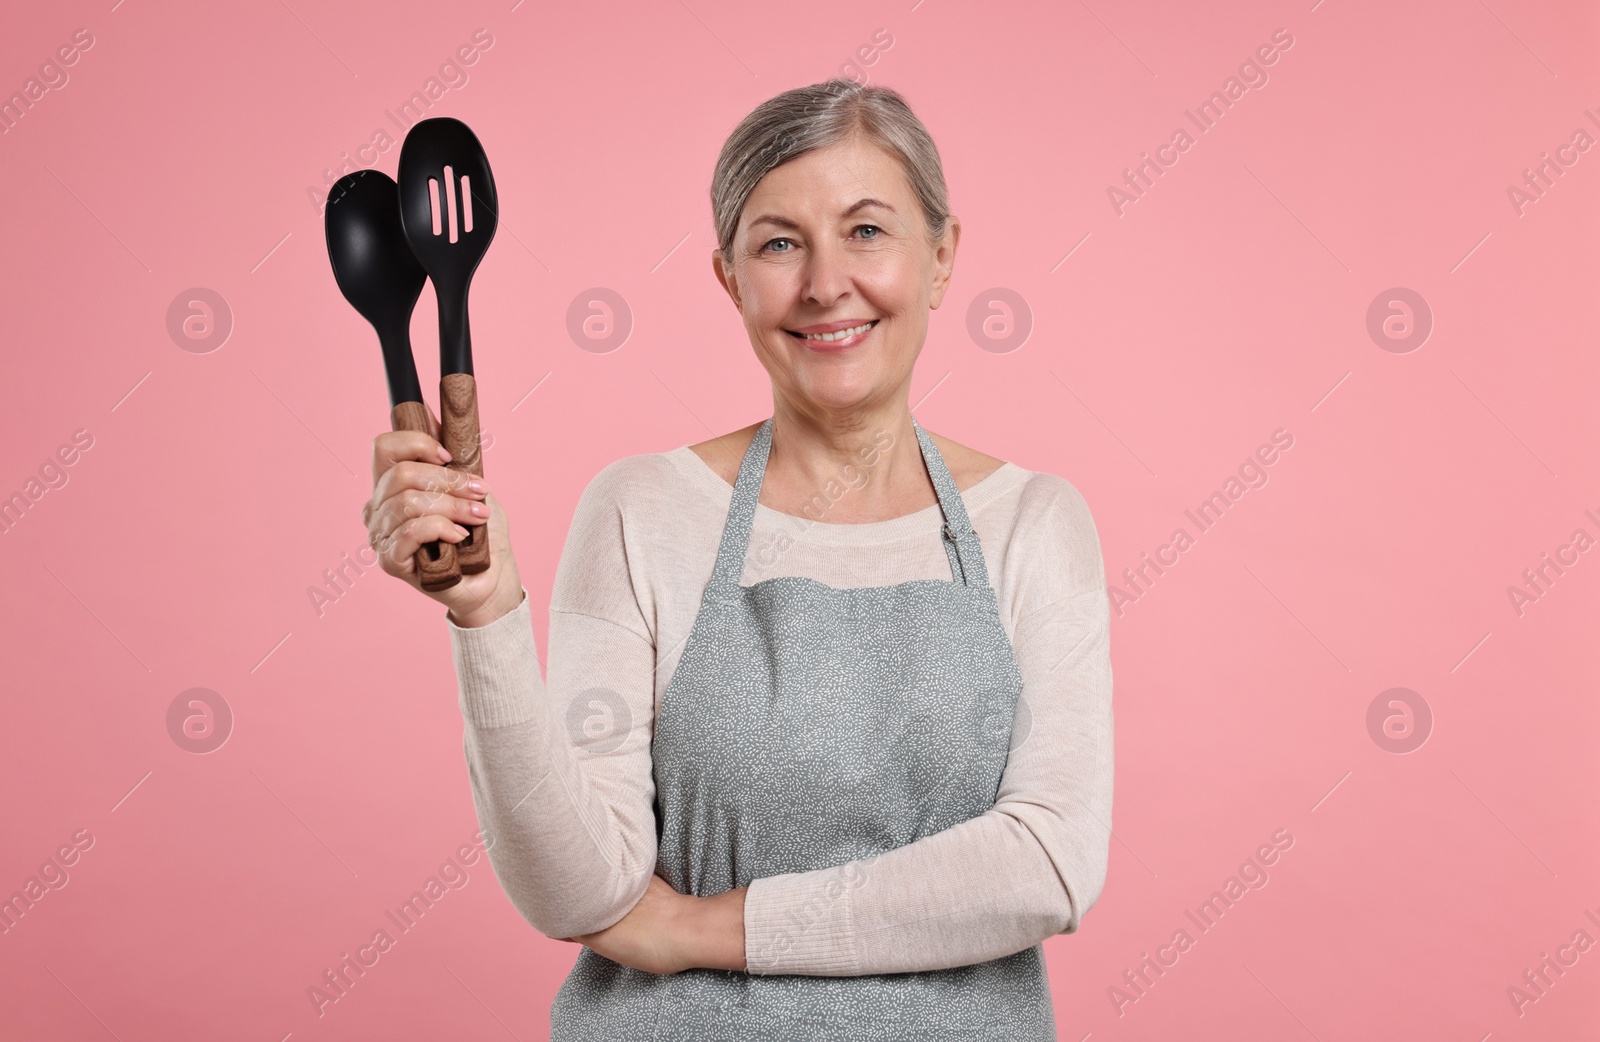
[739, 578, 1113, 976]
[579, 479, 1114, 977]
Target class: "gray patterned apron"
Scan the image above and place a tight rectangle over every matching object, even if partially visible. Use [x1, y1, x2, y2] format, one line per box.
[550, 416, 1055, 1040]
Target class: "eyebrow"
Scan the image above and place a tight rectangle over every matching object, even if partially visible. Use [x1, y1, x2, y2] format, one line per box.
[746, 198, 897, 231]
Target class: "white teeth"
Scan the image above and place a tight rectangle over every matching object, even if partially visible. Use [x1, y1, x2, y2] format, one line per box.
[796, 321, 875, 342]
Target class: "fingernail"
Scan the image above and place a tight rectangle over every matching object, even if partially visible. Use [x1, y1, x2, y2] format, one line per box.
[470, 503, 489, 517]
[438, 445, 453, 463]
[468, 479, 487, 494]
[454, 524, 470, 537]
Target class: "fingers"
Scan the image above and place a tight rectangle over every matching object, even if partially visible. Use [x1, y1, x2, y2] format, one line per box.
[374, 462, 486, 526]
[373, 456, 482, 511]
[366, 420, 494, 587]
[372, 514, 471, 577]
[372, 429, 452, 485]
[369, 482, 491, 555]
[366, 436, 484, 531]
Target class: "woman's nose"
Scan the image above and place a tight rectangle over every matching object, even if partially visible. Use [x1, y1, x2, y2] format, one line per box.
[799, 238, 854, 306]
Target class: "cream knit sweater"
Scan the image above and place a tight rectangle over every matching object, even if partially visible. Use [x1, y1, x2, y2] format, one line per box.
[447, 440, 1114, 977]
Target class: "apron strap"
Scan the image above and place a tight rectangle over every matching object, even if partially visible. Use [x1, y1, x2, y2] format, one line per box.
[708, 418, 775, 597]
[912, 417, 991, 590]
[708, 416, 991, 595]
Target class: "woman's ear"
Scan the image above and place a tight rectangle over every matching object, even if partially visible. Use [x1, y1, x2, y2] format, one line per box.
[712, 249, 743, 311]
[928, 216, 961, 311]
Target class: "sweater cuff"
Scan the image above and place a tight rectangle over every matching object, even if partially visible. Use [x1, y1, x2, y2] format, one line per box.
[743, 869, 861, 977]
[446, 588, 541, 728]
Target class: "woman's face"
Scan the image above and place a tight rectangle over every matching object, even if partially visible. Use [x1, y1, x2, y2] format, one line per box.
[713, 134, 959, 418]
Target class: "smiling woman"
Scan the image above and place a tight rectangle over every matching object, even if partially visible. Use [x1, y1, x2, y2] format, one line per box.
[362, 77, 1113, 1041]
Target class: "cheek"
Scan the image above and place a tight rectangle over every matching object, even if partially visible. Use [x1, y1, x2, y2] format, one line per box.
[747, 302, 790, 339]
[866, 251, 927, 306]
[740, 271, 794, 325]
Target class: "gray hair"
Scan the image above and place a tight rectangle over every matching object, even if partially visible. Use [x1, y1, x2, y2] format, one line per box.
[709, 78, 951, 260]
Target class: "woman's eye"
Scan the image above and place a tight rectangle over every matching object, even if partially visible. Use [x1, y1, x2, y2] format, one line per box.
[762, 226, 880, 253]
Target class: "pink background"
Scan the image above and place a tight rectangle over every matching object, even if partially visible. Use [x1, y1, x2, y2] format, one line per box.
[2, 0, 1597, 1038]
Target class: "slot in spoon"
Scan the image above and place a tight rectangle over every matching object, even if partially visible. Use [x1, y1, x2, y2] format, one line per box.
[397, 117, 497, 576]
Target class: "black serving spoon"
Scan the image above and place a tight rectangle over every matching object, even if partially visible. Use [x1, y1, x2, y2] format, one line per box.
[324, 169, 460, 592]
[397, 117, 497, 576]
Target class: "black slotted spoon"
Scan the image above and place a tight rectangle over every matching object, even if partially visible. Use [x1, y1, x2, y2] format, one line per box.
[397, 117, 497, 576]
[324, 169, 460, 592]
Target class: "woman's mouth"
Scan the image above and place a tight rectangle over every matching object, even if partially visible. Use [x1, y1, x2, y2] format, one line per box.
[785, 319, 879, 350]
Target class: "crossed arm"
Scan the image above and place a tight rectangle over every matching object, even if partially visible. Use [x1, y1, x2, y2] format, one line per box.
[455, 589, 1111, 975]
[449, 475, 1113, 977]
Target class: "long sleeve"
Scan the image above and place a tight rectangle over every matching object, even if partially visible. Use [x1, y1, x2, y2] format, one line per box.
[742, 480, 1114, 976]
[447, 445, 1115, 977]
[448, 460, 662, 940]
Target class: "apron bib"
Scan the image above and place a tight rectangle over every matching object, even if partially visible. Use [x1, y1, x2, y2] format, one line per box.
[551, 417, 1055, 1041]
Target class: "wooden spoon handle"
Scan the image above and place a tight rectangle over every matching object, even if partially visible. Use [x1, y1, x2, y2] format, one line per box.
[439, 374, 490, 575]
[390, 400, 462, 592]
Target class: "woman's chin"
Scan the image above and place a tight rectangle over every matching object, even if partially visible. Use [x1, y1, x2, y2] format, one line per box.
[787, 377, 886, 412]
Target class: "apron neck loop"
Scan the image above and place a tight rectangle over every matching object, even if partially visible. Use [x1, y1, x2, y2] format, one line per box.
[708, 416, 991, 595]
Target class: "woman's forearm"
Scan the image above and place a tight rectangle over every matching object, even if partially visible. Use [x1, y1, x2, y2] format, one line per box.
[678, 886, 749, 972]
[663, 793, 1100, 979]
[743, 802, 1103, 976]
[740, 585, 1114, 977]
